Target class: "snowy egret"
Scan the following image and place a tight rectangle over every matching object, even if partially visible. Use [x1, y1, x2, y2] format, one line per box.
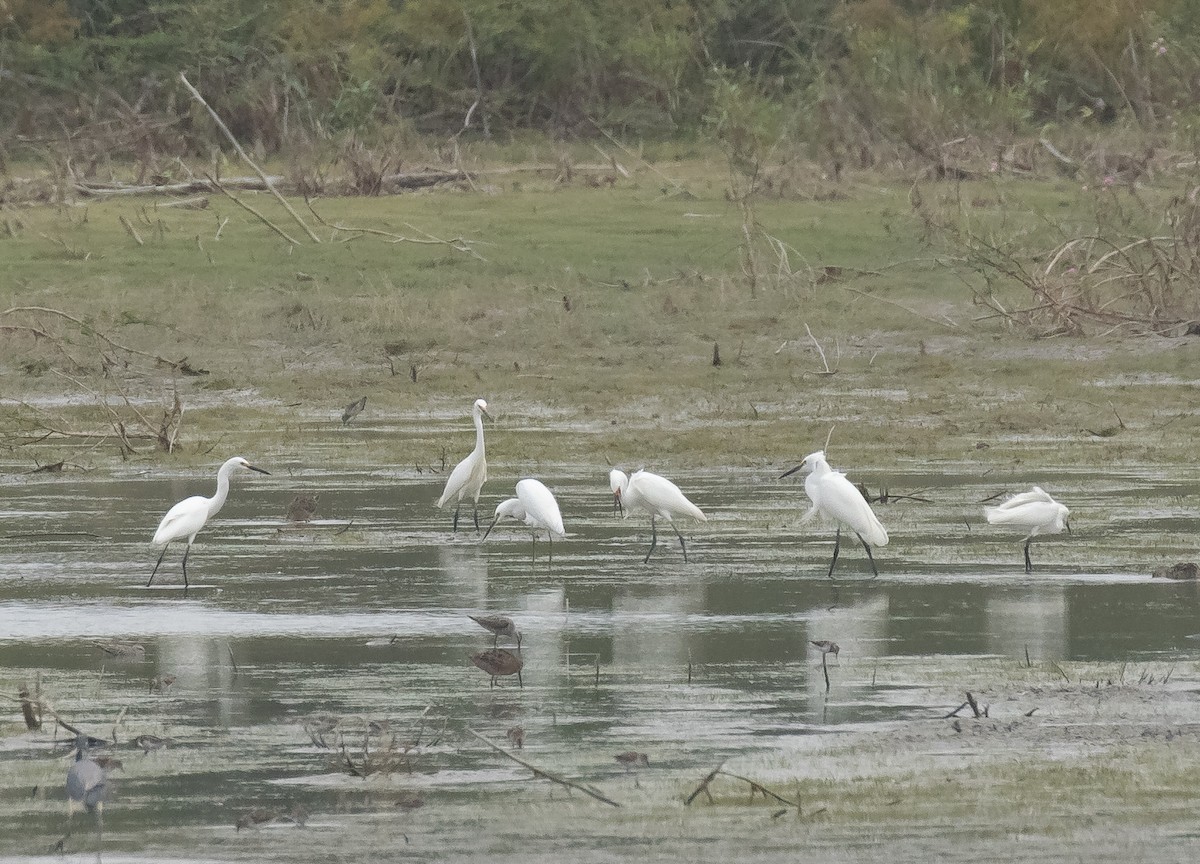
[66, 734, 107, 818]
[984, 486, 1070, 573]
[470, 648, 523, 688]
[781, 451, 888, 578]
[147, 456, 270, 592]
[610, 469, 707, 563]
[482, 478, 566, 562]
[436, 398, 492, 532]
[341, 395, 367, 426]
[469, 613, 521, 649]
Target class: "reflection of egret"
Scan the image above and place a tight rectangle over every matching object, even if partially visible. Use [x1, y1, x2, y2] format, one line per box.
[436, 399, 492, 532]
[985, 487, 1070, 573]
[482, 478, 565, 562]
[610, 469, 706, 563]
[781, 451, 887, 578]
[469, 614, 521, 649]
[148, 456, 271, 592]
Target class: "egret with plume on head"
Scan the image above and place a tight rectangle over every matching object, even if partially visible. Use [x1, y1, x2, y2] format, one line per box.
[781, 451, 888, 578]
[984, 486, 1070, 573]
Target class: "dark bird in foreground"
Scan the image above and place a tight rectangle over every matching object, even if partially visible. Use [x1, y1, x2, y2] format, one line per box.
[341, 395, 367, 426]
[469, 614, 521, 649]
[470, 648, 524, 688]
[66, 734, 108, 818]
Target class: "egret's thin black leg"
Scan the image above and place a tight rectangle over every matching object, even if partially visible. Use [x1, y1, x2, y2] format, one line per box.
[147, 546, 169, 587]
[671, 522, 689, 563]
[548, 533, 553, 565]
[181, 545, 191, 593]
[530, 535, 537, 563]
[857, 532, 879, 578]
[1024, 539, 1033, 574]
[643, 517, 658, 564]
[472, 504, 481, 532]
[452, 504, 461, 533]
[826, 527, 842, 578]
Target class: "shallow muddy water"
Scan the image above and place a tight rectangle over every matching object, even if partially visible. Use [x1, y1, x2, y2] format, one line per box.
[2, 454, 1200, 861]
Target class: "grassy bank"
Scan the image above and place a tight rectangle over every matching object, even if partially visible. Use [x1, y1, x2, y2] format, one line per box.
[2, 156, 1198, 472]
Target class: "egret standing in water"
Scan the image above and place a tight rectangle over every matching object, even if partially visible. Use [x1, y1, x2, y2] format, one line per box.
[984, 486, 1070, 573]
[148, 456, 270, 592]
[781, 451, 888, 578]
[610, 469, 706, 563]
[482, 478, 566, 562]
[436, 398, 492, 532]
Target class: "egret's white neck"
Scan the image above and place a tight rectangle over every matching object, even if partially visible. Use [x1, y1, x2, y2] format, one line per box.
[208, 459, 240, 518]
[808, 457, 831, 477]
[473, 407, 486, 455]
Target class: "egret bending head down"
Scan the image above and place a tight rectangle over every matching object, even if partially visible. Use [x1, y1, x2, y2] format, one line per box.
[984, 486, 1070, 573]
[482, 478, 566, 563]
[436, 398, 493, 532]
[781, 450, 888, 578]
[148, 456, 270, 593]
[610, 468, 706, 563]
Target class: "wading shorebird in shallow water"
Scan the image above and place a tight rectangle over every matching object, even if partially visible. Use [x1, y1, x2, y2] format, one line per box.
[470, 648, 523, 688]
[610, 468, 707, 563]
[781, 451, 888, 578]
[65, 733, 107, 840]
[148, 456, 270, 593]
[469, 614, 521, 649]
[341, 395, 367, 426]
[984, 486, 1070, 573]
[482, 478, 565, 562]
[436, 399, 492, 533]
[810, 640, 840, 664]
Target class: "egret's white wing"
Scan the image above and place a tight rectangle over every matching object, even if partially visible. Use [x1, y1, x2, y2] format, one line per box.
[152, 495, 208, 545]
[811, 472, 888, 547]
[992, 486, 1056, 511]
[629, 470, 706, 523]
[516, 478, 565, 536]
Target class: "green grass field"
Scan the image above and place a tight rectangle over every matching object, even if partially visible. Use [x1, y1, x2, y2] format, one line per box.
[3, 155, 1197, 470]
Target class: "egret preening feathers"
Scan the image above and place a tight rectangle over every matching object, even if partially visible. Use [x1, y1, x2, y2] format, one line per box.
[482, 478, 565, 562]
[436, 398, 492, 532]
[610, 469, 707, 563]
[984, 486, 1070, 573]
[148, 457, 270, 592]
[781, 451, 888, 578]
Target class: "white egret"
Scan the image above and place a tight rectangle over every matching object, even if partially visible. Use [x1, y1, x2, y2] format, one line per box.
[436, 398, 492, 532]
[148, 456, 270, 592]
[610, 469, 707, 563]
[984, 486, 1070, 573]
[781, 451, 888, 578]
[482, 478, 566, 562]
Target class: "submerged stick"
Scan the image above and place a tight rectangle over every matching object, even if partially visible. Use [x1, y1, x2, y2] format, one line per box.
[684, 761, 726, 806]
[716, 770, 800, 808]
[467, 729, 620, 807]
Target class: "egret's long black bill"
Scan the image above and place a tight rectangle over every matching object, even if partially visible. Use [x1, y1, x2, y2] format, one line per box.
[779, 464, 803, 480]
[248, 465, 271, 475]
[482, 518, 499, 542]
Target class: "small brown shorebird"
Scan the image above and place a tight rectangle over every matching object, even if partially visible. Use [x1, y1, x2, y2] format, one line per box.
[471, 648, 524, 688]
[811, 640, 840, 663]
[286, 493, 320, 523]
[149, 674, 177, 694]
[341, 395, 367, 426]
[93, 640, 146, 660]
[469, 614, 521, 649]
[92, 755, 124, 772]
[506, 726, 525, 749]
[133, 734, 175, 754]
[614, 751, 650, 770]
